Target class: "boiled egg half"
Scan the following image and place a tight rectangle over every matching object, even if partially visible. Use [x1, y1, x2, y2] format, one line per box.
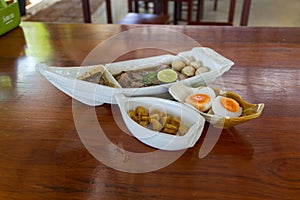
[185, 87, 216, 112]
[212, 96, 243, 117]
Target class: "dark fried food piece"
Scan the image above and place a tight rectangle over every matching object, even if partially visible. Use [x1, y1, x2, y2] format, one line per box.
[128, 106, 189, 136]
[164, 123, 178, 131]
[162, 127, 177, 135]
[171, 117, 181, 127]
[139, 121, 149, 127]
[136, 106, 149, 117]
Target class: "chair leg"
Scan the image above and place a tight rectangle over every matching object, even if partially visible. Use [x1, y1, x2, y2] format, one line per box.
[173, 2, 180, 25]
[240, 0, 251, 26]
[81, 0, 91, 23]
[145, 1, 149, 11]
[106, 0, 113, 23]
[196, 0, 204, 21]
[134, 1, 139, 13]
[213, 0, 218, 11]
[128, 0, 133, 12]
[177, 2, 183, 20]
[228, 0, 236, 24]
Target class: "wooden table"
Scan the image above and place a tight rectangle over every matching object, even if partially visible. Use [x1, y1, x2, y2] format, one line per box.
[0, 22, 300, 199]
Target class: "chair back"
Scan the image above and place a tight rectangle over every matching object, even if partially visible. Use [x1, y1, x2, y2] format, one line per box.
[188, 0, 252, 26]
[128, 0, 157, 13]
[188, 0, 236, 26]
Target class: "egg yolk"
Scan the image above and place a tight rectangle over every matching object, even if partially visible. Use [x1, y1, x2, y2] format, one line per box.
[220, 97, 239, 112]
[191, 94, 210, 105]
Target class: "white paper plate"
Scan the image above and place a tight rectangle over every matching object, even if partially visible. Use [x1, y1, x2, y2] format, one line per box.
[36, 47, 234, 106]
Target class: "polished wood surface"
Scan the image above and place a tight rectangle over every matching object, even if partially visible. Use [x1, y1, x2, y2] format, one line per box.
[0, 22, 300, 199]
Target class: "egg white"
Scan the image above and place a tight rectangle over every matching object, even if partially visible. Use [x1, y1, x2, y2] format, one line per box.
[212, 96, 242, 117]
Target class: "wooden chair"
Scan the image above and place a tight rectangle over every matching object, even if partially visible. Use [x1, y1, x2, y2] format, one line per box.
[119, 0, 170, 24]
[188, 0, 236, 26]
[164, 0, 194, 25]
[188, 0, 251, 26]
[81, 0, 113, 23]
[175, 0, 204, 22]
[119, 13, 170, 24]
[81, 0, 169, 24]
[128, 0, 154, 13]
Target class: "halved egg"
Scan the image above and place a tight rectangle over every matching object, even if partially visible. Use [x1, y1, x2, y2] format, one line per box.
[185, 87, 216, 112]
[212, 96, 243, 117]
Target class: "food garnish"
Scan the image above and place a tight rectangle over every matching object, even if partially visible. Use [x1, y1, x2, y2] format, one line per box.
[157, 69, 178, 83]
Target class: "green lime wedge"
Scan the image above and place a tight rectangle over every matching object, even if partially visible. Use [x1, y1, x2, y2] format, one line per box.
[157, 69, 178, 83]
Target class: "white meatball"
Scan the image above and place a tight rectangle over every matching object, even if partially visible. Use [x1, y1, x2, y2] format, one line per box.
[190, 61, 203, 69]
[171, 60, 186, 71]
[181, 66, 196, 77]
[195, 67, 210, 75]
[182, 56, 195, 65]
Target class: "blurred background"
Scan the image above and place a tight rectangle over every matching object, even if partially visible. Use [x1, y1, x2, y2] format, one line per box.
[20, 0, 300, 26]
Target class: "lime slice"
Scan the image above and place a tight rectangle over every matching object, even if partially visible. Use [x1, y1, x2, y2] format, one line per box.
[157, 69, 178, 83]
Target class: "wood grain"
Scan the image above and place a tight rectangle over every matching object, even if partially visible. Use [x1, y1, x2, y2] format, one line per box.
[0, 22, 299, 200]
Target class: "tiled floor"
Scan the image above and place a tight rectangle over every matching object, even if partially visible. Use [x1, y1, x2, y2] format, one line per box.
[24, 0, 300, 26]
[23, 0, 103, 23]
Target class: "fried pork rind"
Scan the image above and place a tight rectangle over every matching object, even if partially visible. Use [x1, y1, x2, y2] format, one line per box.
[127, 106, 189, 136]
[136, 106, 149, 116]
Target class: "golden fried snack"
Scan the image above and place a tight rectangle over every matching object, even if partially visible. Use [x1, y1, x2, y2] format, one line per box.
[141, 116, 150, 121]
[130, 114, 140, 123]
[136, 106, 149, 116]
[171, 117, 181, 127]
[128, 106, 189, 136]
[162, 127, 177, 135]
[139, 121, 149, 127]
[161, 115, 171, 126]
[150, 118, 163, 131]
[164, 124, 178, 131]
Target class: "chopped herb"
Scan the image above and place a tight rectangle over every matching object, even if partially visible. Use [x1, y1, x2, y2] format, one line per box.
[142, 71, 157, 85]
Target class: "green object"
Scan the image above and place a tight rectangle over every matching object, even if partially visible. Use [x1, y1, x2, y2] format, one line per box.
[0, 0, 7, 8]
[142, 71, 157, 85]
[0, 0, 20, 36]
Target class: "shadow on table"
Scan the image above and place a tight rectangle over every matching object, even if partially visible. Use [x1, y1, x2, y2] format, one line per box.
[197, 125, 254, 159]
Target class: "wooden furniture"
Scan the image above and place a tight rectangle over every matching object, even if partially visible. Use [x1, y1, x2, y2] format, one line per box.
[188, 0, 252, 26]
[81, 0, 112, 23]
[188, 0, 236, 25]
[81, 0, 169, 24]
[128, 0, 155, 13]
[173, 0, 204, 23]
[120, 0, 169, 24]
[240, 0, 252, 26]
[119, 12, 169, 24]
[1, 22, 300, 199]
[164, 0, 194, 24]
[81, 0, 92, 23]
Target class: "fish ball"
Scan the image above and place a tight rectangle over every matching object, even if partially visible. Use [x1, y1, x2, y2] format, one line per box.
[195, 67, 210, 75]
[172, 60, 186, 71]
[190, 61, 203, 69]
[181, 66, 196, 77]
